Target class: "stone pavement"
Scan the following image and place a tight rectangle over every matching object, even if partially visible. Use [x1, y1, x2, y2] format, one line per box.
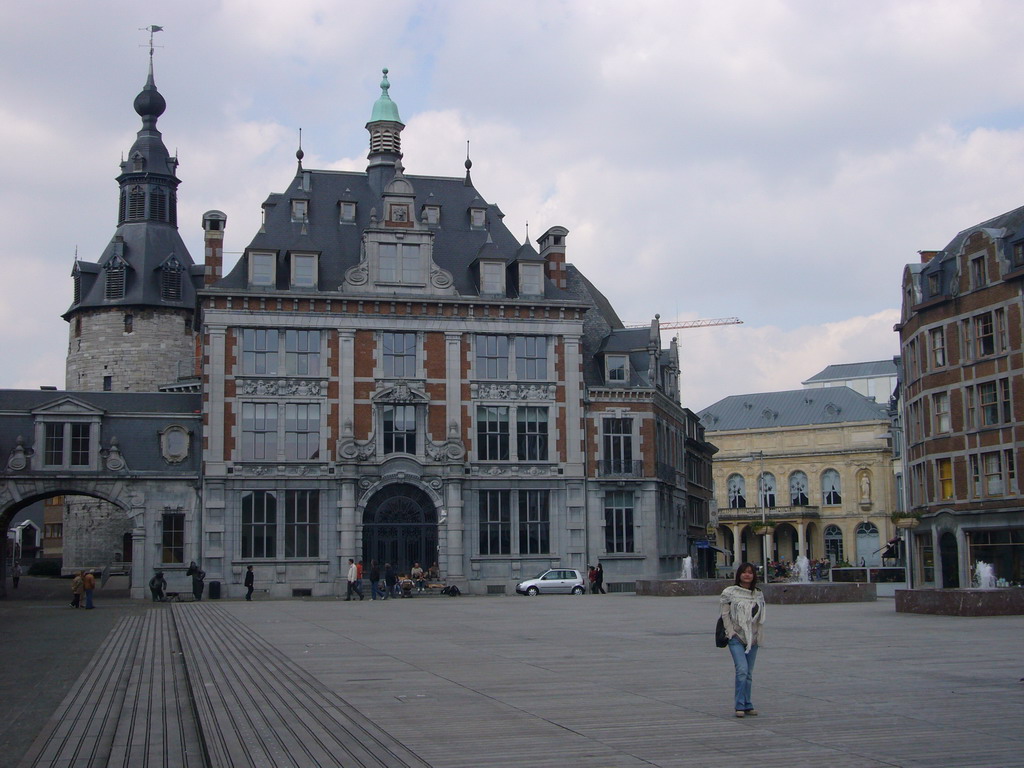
[8, 589, 1024, 767]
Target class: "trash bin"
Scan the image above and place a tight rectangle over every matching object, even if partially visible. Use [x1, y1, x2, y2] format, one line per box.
[208, 580, 221, 599]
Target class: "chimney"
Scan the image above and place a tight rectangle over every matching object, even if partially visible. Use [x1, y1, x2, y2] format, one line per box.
[918, 250, 938, 264]
[538, 226, 569, 289]
[203, 210, 227, 286]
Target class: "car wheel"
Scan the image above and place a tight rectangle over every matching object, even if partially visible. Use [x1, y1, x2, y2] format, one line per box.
[526, 586, 539, 596]
[572, 586, 584, 595]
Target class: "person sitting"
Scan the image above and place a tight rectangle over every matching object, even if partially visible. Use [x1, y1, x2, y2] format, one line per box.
[427, 562, 440, 581]
[410, 562, 425, 593]
[399, 575, 415, 597]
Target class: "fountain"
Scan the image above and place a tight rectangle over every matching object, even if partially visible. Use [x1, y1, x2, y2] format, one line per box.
[974, 561, 996, 589]
[680, 556, 693, 580]
[795, 555, 810, 583]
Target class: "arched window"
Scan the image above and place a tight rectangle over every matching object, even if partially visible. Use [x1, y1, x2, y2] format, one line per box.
[822, 469, 842, 505]
[855, 522, 881, 567]
[759, 472, 777, 508]
[727, 474, 746, 509]
[789, 471, 809, 506]
[824, 524, 844, 563]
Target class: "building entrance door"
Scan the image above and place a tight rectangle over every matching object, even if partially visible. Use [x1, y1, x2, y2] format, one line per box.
[362, 484, 438, 574]
[939, 531, 960, 588]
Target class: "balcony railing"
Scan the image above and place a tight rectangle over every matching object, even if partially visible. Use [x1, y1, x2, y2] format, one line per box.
[597, 459, 644, 478]
[717, 505, 821, 522]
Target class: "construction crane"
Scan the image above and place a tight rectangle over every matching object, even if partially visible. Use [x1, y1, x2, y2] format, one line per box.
[624, 316, 743, 330]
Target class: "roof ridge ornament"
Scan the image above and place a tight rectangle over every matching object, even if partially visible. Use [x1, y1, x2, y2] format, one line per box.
[464, 140, 473, 186]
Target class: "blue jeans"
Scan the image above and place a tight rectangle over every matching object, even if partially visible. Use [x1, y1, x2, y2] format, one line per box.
[728, 637, 758, 711]
[371, 580, 383, 600]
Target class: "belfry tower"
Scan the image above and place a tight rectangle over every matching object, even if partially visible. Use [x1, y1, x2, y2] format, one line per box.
[64, 48, 201, 392]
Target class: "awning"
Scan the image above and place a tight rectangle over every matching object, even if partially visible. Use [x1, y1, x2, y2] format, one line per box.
[697, 541, 732, 556]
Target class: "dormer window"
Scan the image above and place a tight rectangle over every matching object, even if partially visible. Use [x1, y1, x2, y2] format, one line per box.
[290, 253, 317, 289]
[104, 258, 127, 300]
[480, 261, 505, 295]
[519, 263, 543, 296]
[132, 152, 144, 172]
[291, 199, 308, 222]
[160, 257, 184, 301]
[340, 201, 356, 223]
[378, 243, 423, 284]
[606, 355, 628, 384]
[1012, 242, 1024, 270]
[423, 205, 440, 225]
[249, 252, 276, 287]
[470, 208, 486, 228]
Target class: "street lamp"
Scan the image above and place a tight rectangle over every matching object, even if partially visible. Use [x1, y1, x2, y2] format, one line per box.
[742, 450, 768, 582]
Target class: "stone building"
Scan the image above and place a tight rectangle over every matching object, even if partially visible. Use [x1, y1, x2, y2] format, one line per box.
[698, 387, 896, 573]
[897, 208, 1024, 588]
[194, 70, 716, 596]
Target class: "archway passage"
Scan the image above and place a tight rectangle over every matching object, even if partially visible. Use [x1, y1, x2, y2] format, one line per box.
[362, 484, 438, 574]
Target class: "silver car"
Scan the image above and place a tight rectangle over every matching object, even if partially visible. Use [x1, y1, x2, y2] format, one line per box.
[515, 568, 586, 596]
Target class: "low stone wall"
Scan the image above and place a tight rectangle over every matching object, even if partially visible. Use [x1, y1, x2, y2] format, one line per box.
[895, 588, 1024, 616]
[637, 579, 876, 603]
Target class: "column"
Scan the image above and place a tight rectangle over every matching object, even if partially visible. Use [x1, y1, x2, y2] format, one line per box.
[445, 479, 464, 579]
[445, 332, 463, 433]
[339, 480, 356, 569]
[338, 330, 356, 430]
[729, 523, 743, 569]
[796, 521, 807, 559]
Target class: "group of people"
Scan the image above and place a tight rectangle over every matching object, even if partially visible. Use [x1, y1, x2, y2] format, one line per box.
[146, 561, 207, 602]
[587, 563, 606, 594]
[69, 570, 96, 609]
[347, 559, 440, 600]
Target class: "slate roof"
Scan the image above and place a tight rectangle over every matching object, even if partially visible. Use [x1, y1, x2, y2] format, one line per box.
[214, 167, 578, 302]
[698, 386, 889, 431]
[802, 360, 897, 384]
[915, 203, 1024, 302]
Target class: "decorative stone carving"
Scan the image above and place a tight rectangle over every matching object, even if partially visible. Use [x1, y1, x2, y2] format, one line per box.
[6, 436, 30, 471]
[344, 260, 369, 286]
[336, 418, 376, 461]
[470, 383, 555, 401]
[430, 263, 454, 289]
[159, 425, 191, 464]
[237, 379, 323, 397]
[103, 437, 126, 471]
[237, 464, 324, 477]
[373, 380, 428, 403]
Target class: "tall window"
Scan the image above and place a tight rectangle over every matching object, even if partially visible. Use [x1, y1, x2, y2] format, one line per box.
[161, 512, 185, 563]
[824, 524, 844, 563]
[727, 474, 746, 509]
[479, 490, 511, 555]
[379, 243, 422, 283]
[933, 392, 950, 433]
[160, 260, 183, 301]
[937, 458, 953, 500]
[822, 469, 842, 505]
[606, 355, 628, 384]
[291, 254, 317, 288]
[977, 380, 1011, 427]
[789, 471, 809, 506]
[241, 490, 277, 558]
[519, 263, 543, 295]
[383, 404, 417, 454]
[975, 312, 995, 356]
[476, 335, 509, 379]
[519, 490, 550, 554]
[44, 423, 64, 466]
[284, 490, 319, 558]
[127, 185, 145, 219]
[602, 417, 633, 474]
[605, 490, 635, 553]
[929, 327, 946, 367]
[383, 332, 417, 377]
[759, 472, 777, 508]
[480, 261, 505, 294]
[516, 407, 549, 461]
[242, 329, 279, 375]
[970, 254, 987, 288]
[105, 261, 126, 300]
[514, 336, 548, 380]
[284, 403, 320, 460]
[70, 423, 90, 466]
[477, 406, 509, 460]
[250, 252, 276, 287]
[150, 187, 167, 220]
[284, 330, 320, 376]
[241, 403, 278, 460]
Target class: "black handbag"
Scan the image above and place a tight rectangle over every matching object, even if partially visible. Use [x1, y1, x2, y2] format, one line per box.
[715, 617, 729, 648]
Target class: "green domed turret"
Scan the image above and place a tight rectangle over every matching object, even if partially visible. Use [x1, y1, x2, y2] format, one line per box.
[369, 68, 403, 124]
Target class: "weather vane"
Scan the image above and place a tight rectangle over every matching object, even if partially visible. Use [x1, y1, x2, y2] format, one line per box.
[139, 25, 164, 61]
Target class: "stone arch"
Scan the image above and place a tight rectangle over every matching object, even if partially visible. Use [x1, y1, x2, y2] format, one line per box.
[360, 482, 439, 575]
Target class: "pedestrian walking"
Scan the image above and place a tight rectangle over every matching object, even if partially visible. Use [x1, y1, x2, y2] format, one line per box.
[383, 562, 397, 599]
[11, 562, 22, 589]
[593, 563, 606, 594]
[244, 565, 255, 601]
[345, 558, 363, 601]
[720, 562, 766, 718]
[149, 570, 167, 602]
[369, 560, 382, 600]
[70, 571, 84, 608]
[186, 561, 205, 601]
[83, 570, 96, 609]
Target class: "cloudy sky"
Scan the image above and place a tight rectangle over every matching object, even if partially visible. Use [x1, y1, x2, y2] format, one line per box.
[3, 1, 1024, 410]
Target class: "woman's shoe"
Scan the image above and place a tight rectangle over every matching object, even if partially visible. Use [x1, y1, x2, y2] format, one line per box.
[734, 710, 745, 718]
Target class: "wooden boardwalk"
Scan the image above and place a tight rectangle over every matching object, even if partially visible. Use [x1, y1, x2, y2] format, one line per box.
[15, 594, 1024, 767]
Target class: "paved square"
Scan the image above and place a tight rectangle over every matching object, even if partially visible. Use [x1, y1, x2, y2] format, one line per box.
[226, 594, 1024, 767]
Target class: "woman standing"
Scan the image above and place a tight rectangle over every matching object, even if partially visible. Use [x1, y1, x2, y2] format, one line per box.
[720, 562, 766, 717]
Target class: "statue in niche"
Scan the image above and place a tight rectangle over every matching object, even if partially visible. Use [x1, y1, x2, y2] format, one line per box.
[860, 473, 871, 503]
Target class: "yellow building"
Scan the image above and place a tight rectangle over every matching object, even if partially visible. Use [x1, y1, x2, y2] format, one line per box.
[698, 387, 896, 574]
